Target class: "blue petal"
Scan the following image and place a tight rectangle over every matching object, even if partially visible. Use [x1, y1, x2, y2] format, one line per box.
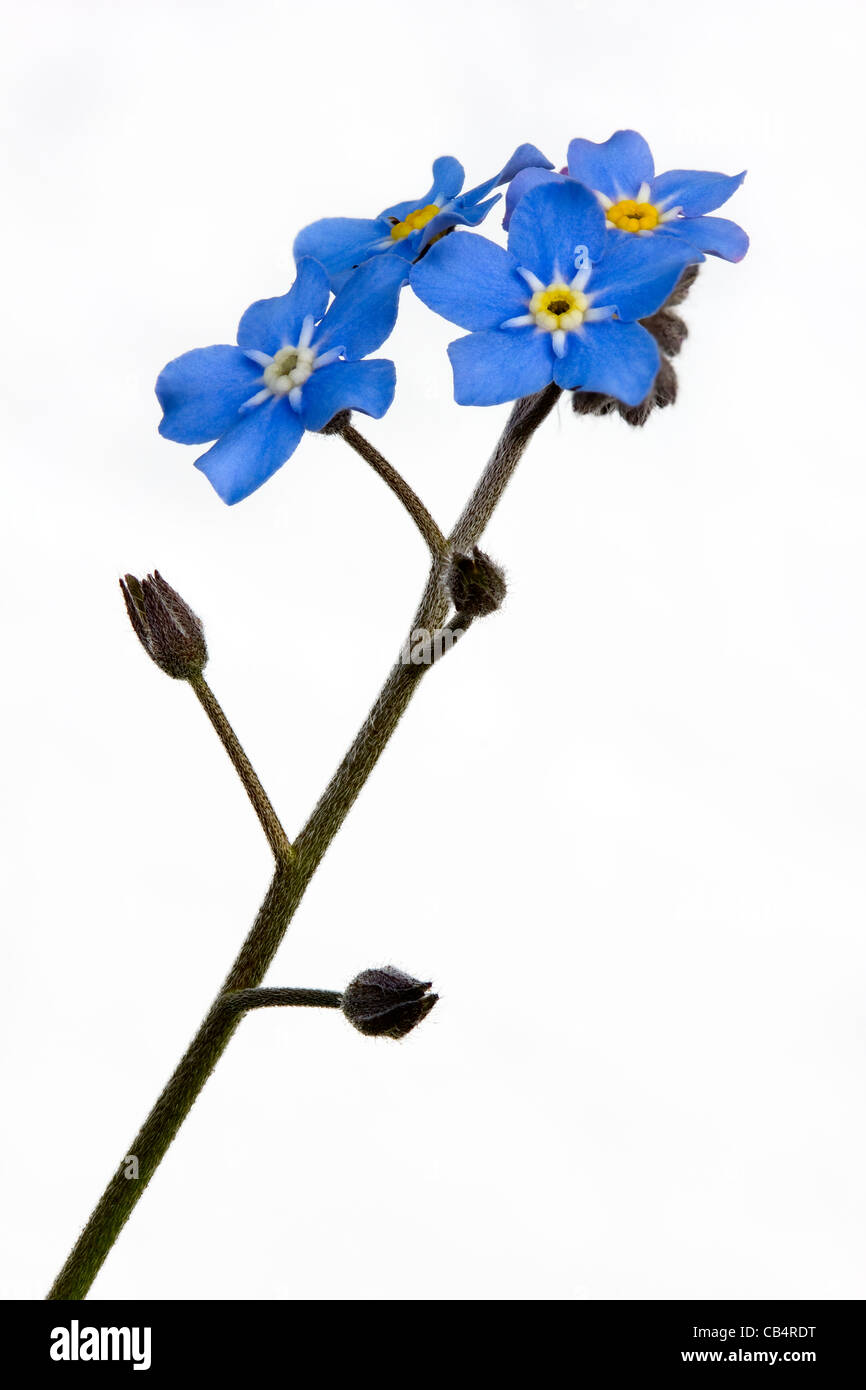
[503, 167, 567, 230]
[457, 194, 501, 225]
[410, 233, 526, 331]
[566, 130, 654, 201]
[461, 143, 554, 207]
[379, 156, 465, 222]
[416, 194, 501, 252]
[299, 359, 396, 432]
[293, 218, 388, 284]
[428, 154, 465, 201]
[508, 180, 607, 282]
[156, 346, 263, 444]
[328, 241, 412, 295]
[194, 397, 305, 505]
[448, 329, 554, 406]
[454, 195, 500, 226]
[658, 214, 749, 262]
[377, 195, 423, 226]
[588, 235, 702, 321]
[496, 142, 554, 185]
[554, 321, 660, 406]
[314, 255, 407, 359]
[650, 168, 746, 217]
[237, 259, 331, 355]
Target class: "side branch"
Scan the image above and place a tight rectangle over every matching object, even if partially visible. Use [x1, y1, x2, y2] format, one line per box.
[191, 674, 295, 867]
[334, 417, 449, 559]
[221, 986, 343, 1013]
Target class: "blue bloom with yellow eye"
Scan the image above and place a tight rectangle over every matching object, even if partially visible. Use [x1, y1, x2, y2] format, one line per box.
[294, 145, 552, 292]
[156, 257, 398, 504]
[505, 130, 748, 264]
[410, 180, 701, 409]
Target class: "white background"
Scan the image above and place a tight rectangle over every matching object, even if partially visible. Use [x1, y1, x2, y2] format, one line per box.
[1, 0, 864, 1301]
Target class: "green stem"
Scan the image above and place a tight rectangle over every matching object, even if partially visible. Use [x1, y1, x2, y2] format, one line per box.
[191, 674, 295, 867]
[222, 986, 343, 1013]
[450, 384, 561, 550]
[336, 418, 449, 558]
[46, 385, 561, 1301]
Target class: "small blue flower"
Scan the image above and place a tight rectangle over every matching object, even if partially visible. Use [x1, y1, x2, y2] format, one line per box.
[505, 130, 748, 263]
[156, 257, 397, 504]
[410, 180, 701, 408]
[294, 146, 552, 292]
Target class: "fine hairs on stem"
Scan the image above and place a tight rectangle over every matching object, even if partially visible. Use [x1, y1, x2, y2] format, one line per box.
[46, 385, 561, 1300]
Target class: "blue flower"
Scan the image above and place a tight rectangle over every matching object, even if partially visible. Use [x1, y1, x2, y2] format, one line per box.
[156, 257, 397, 504]
[410, 180, 701, 408]
[505, 130, 748, 263]
[294, 145, 552, 293]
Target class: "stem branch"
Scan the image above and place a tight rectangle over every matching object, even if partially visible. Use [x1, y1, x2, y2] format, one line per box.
[336, 418, 448, 558]
[46, 385, 561, 1300]
[191, 674, 295, 867]
[222, 986, 343, 1013]
[450, 384, 561, 550]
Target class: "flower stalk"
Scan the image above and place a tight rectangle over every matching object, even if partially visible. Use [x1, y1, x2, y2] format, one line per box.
[331, 415, 449, 558]
[220, 987, 343, 1014]
[46, 384, 560, 1301]
[190, 674, 295, 867]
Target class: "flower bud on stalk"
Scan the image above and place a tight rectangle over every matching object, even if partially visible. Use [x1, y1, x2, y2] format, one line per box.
[120, 571, 207, 680]
[341, 967, 438, 1039]
[447, 546, 506, 618]
[572, 264, 697, 427]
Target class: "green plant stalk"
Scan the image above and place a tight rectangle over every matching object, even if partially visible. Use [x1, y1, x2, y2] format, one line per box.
[223, 986, 344, 1014]
[46, 384, 561, 1300]
[335, 416, 449, 559]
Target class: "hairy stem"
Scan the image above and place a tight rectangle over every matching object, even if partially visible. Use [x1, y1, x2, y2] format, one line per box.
[450, 384, 561, 550]
[191, 674, 295, 867]
[46, 386, 560, 1300]
[222, 986, 343, 1013]
[336, 418, 448, 558]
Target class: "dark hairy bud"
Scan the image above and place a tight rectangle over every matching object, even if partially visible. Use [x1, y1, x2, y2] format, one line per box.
[617, 356, 679, 427]
[639, 308, 688, 359]
[571, 390, 617, 419]
[120, 571, 207, 680]
[447, 546, 506, 617]
[662, 261, 700, 308]
[341, 966, 438, 1040]
[571, 264, 698, 428]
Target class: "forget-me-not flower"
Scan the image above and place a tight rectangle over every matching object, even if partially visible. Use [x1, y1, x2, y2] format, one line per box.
[295, 145, 552, 292]
[505, 130, 748, 264]
[410, 180, 701, 408]
[156, 257, 398, 504]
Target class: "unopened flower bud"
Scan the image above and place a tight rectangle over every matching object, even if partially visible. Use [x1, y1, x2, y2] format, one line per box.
[617, 357, 679, 427]
[447, 546, 506, 618]
[663, 262, 700, 308]
[571, 266, 695, 429]
[571, 390, 617, 419]
[640, 308, 687, 359]
[120, 571, 207, 680]
[341, 966, 438, 1040]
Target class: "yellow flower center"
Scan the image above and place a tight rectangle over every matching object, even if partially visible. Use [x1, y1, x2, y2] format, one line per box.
[606, 198, 660, 232]
[389, 203, 441, 241]
[529, 283, 588, 332]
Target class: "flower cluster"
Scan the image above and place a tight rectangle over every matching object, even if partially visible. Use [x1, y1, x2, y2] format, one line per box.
[156, 131, 747, 503]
